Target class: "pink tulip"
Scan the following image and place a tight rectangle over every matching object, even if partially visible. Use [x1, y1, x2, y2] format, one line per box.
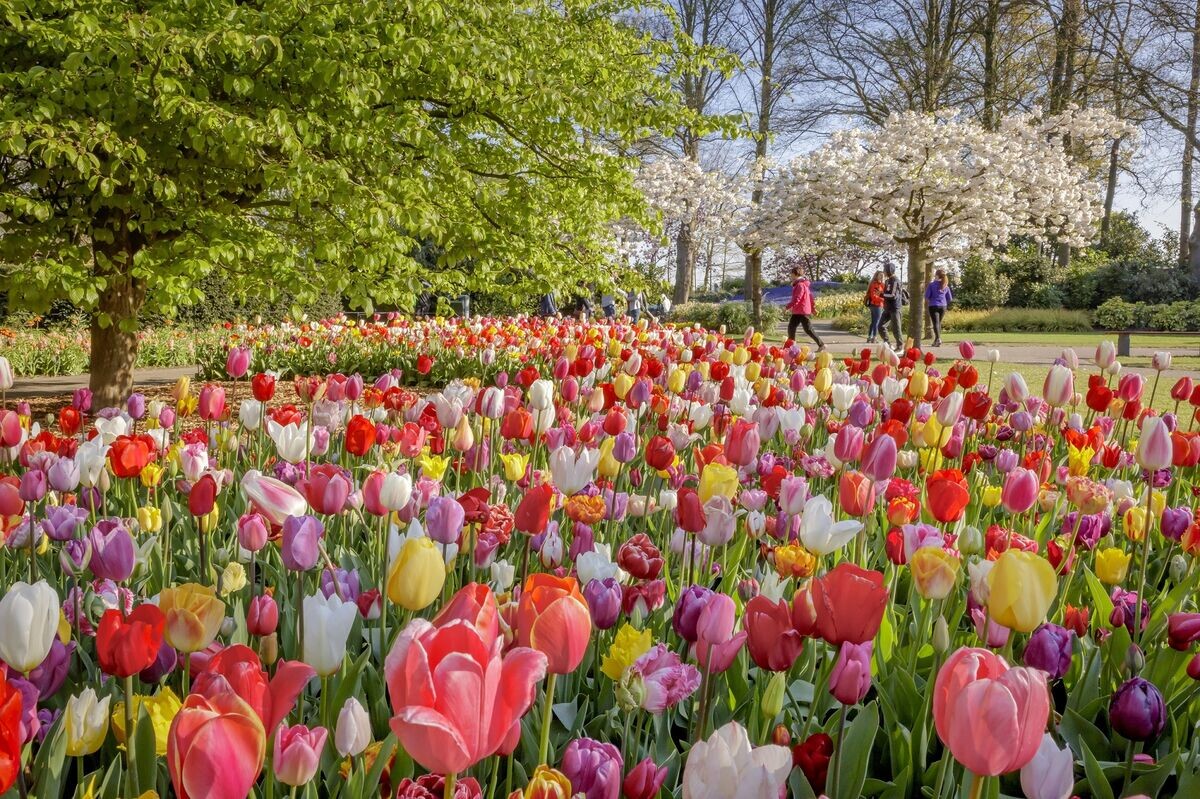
[1042, 365, 1073, 409]
[832, 425, 864, 463]
[273, 724, 328, 786]
[0, 410, 22, 448]
[385, 585, 548, 775]
[1019, 733, 1074, 799]
[167, 691, 266, 799]
[861, 433, 897, 482]
[240, 470, 308, 527]
[933, 647, 1049, 776]
[1000, 467, 1039, 515]
[693, 593, 747, 674]
[1136, 416, 1173, 472]
[958, 341, 975, 360]
[302, 464, 352, 515]
[225, 347, 251, 379]
[829, 641, 872, 705]
[198, 385, 227, 421]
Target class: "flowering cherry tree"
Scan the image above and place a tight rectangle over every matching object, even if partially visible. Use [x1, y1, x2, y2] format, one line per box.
[752, 108, 1131, 346]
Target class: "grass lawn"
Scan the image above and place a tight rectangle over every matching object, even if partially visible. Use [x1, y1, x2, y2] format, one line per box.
[934, 330, 1200, 354]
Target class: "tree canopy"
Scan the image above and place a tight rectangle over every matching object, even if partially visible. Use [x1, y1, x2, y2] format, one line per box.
[0, 0, 701, 400]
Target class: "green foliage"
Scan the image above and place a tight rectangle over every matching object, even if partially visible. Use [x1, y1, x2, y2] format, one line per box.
[671, 301, 784, 333]
[814, 292, 866, 319]
[1095, 298, 1200, 331]
[831, 307, 1093, 334]
[0, 317, 219, 375]
[955, 256, 1011, 309]
[1021, 283, 1066, 309]
[0, 0, 702, 353]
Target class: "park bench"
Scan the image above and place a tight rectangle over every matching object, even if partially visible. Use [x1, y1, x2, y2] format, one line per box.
[1111, 330, 1200, 357]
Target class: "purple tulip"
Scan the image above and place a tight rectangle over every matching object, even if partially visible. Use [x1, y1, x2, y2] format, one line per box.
[11, 676, 39, 744]
[41, 504, 89, 542]
[829, 641, 873, 705]
[583, 577, 623, 630]
[561, 737, 623, 799]
[672, 585, 714, 642]
[1161, 506, 1192, 542]
[27, 639, 75, 699]
[612, 431, 637, 464]
[1023, 623, 1074, 680]
[1110, 588, 1148, 635]
[126, 393, 146, 420]
[72, 388, 92, 413]
[47, 456, 80, 492]
[88, 519, 135, 581]
[281, 514, 324, 571]
[1110, 677, 1166, 741]
[320, 567, 361, 602]
[35, 709, 60, 745]
[159, 407, 176, 429]
[602, 488, 628, 522]
[425, 496, 465, 545]
[860, 434, 897, 482]
[847, 399, 875, 429]
[994, 449, 1019, 473]
[18, 469, 46, 503]
[139, 640, 179, 683]
[59, 538, 92, 576]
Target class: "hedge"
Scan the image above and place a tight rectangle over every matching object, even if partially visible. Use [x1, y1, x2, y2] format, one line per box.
[830, 307, 1094, 334]
[1093, 298, 1200, 331]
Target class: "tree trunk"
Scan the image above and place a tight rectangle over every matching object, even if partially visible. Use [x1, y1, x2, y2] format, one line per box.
[906, 241, 926, 349]
[745, 248, 763, 330]
[1101, 137, 1121, 245]
[1183, 0, 1200, 265]
[674, 222, 694, 304]
[981, 0, 1000, 130]
[89, 274, 145, 408]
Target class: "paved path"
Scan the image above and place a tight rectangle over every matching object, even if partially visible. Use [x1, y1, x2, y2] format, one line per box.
[9, 366, 197, 398]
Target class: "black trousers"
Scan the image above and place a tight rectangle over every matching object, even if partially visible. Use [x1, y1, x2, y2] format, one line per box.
[928, 305, 946, 342]
[879, 304, 903, 345]
[787, 314, 823, 347]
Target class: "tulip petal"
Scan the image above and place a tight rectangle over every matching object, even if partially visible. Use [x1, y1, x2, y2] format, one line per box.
[391, 705, 472, 775]
[265, 660, 316, 733]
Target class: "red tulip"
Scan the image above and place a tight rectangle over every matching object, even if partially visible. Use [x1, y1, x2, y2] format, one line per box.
[617, 533, 664, 580]
[96, 605, 166, 677]
[926, 469, 970, 523]
[0, 476, 22, 519]
[745, 595, 804, 671]
[838, 470, 876, 516]
[724, 419, 761, 467]
[516, 574, 592, 674]
[962, 390, 992, 421]
[645, 435, 676, 472]
[674, 487, 706, 533]
[0, 674, 20, 795]
[108, 434, 156, 479]
[344, 414, 375, 457]
[58, 406, 82, 436]
[500, 408, 533, 441]
[810, 563, 888, 646]
[189, 474, 218, 517]
[416, 355, 434, 375]
[251, 373, 276, 402]
[192, 644, 315, 734]
[792, 733, 833, 794]
[168, 690, 267, 799]
[514, 482, 555, 535]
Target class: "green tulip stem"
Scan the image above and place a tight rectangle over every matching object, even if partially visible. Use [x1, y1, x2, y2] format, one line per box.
[967, 772, 984, 799]
[1134, 481, 1155, 649]
[1120, 740, 1136, 798]
[444, 772, 456, 798]
[538, 672, 558, 765]
[124, 674, 136, 799]
[829, 703, 848, 799]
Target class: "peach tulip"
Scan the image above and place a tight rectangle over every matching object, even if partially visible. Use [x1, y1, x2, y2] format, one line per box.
[933, 647, 1050, 777]
[516, 573, 592, 675]
[167, 690, 266, 799]
[386, 585, 548, 775]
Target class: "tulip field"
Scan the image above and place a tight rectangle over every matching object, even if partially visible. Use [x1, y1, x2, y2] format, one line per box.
[1, 315, 1200, 799]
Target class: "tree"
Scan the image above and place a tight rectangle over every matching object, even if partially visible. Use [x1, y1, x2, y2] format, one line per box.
[0, 0, 697, 404]
[753, 108, 1126, 346]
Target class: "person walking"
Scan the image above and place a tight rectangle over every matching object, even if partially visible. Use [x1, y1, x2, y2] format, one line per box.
[786, 267, 825, 350]
[925, 268, 953, 347]
[600, 291, 616, 319]
[538, 291, 559, 318]
[864, 270, 885, 343]
[626, 288, 644, 323]
[878, 262, 904, 350]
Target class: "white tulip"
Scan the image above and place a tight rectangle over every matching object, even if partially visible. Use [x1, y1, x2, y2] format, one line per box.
[334, 697, 371, 758]
[302, 593, 357, 676]
[0, 580, 60, 672]
[682, 721, 792, 799]
[798, 495, 862, 555]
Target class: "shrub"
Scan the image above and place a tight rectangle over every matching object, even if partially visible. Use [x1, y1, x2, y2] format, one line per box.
[1095, 297, 1200, 331]
[1022, 283, 1065, 309]
[956, 256, 1011, 309]
[1094, 298, 1137, 330]
[670, 302, 783, 333]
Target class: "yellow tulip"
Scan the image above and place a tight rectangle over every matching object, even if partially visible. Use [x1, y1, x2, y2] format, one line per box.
[815, 350, 833, 370]
[986, 549, 1057, 633]
[1123, 507, 1150, 542]
[744, 361, 761, 382]
[812, 367, 832, 395]
[732, 346, 749, 366]
[718, 349, 734, 364]
[981, 485, 1002, 508]
[613, 373, 634, 400]
[219, 562, 247, 596]
[908, 370, 929, 399]
[910, 547, 961, 600]
[111, 687, 183, 756]
[500, 453, 529, 482]
[1095, 547, 1131, 585]
[1067, 446, 1095, 477]
[139, 463, 165, 488]
[137, 505, 162, 533]
[523, 766, 573, 799]
[698, 462, 739, 503]
[417, 452, 449, 482]
[598, 436, 620, 479]
[159, 583, 225, 653]
[773, 544, 817, 579]
[387, 537, 446, 611]
[918, 447, 944, 473]
[920, 418, 952, 449]
[750, 332, 763, 347]
[600, 624, 653, 681]
[667, 367, 686, 394]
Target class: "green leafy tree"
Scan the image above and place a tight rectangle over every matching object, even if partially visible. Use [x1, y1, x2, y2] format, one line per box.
[0, 0, 698, 403]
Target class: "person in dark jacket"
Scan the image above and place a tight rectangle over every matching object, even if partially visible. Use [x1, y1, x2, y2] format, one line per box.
[924, 269, 953, 347]
[878, 262, 904, 350]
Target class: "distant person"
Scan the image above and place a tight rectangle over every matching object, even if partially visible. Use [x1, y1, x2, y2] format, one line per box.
[601, 292, 616, 319]
[626, 289, 644, 323]
[864, 270, 885, 343]
[879, 262, 904, 350]
[786, 267, 824, 350]
[538, 292, 559, 318]
[925, 268, 953, 347]
[573, 293, 594, 320]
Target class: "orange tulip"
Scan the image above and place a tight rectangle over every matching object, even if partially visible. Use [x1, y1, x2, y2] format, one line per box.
[517, 574, 592, 674]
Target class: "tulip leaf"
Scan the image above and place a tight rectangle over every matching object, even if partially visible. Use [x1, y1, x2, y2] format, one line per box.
[1078, 739, 1115, 799]
[836, 701, 879, 799]
[1128, 751, 1177, 797]
[1059, 707, 1110, 762]
[877, 612, 895, 662]
[787, 766, 818, 799]
[1083, 568, 1115, 625]
[31, 715, 67, 799]
[552, 698, 580, 732]
[875, 766, 910, 799]
[97, 757, 123, 799]
[362, 734, 397, 796]
[133, 703, 157, 794]
[1149, 573, 1194, 633]
[1066, 644, 1101, 712]
[331, 647, 373, 714]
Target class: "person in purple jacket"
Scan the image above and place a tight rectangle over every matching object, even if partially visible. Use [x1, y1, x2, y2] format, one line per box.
[924, 268, 953, 347]
[786, 267, 824, 349]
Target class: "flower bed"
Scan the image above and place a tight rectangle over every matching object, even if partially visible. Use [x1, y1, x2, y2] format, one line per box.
[0, 321, 1197, 798]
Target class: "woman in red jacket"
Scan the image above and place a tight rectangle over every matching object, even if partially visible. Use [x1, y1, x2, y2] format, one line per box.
[865, 270, 885, 343]
[787, 268, 824, 349]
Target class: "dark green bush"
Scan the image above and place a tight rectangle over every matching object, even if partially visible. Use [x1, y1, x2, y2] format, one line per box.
[956, 256, 1011, 309]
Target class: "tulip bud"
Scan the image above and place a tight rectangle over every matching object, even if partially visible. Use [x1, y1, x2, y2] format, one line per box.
[1171, 554, 1189, 585]
[771, 724, 791, 747]
[258, 632, 279, 665]
[762, 671, 787, 719]
[933, 616, 950, 654]
[335, 697, 371, 757]
[1124, 643, 1145, 675]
